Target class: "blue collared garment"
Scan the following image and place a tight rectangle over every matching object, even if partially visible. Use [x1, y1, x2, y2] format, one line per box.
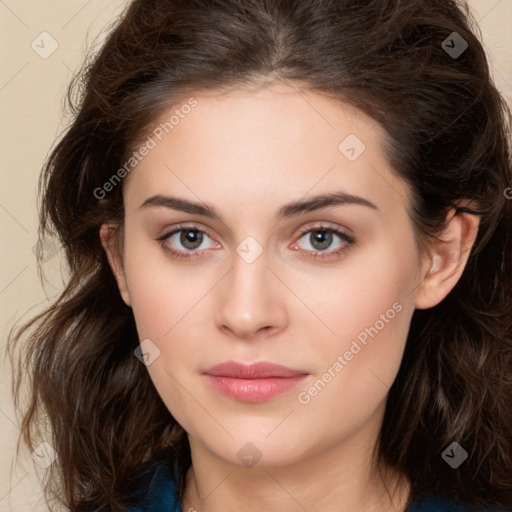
[124, 458, 509, 512]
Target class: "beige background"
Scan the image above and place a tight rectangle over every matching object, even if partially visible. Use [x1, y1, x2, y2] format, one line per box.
[1, 1, 511, 510]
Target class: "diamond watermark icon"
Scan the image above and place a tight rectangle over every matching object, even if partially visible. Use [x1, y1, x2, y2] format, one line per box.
[441, 442, 468, 469]
[31, 31, 59, 59]
[236, 236, 263, 264]
[236, 442, 262, 468]
[32, 237, 59, 263]
[338, 134, 366, 162]
[32, 442, 58, 469]
[134, 338, 161, 366]
[441, 32, 468, 59]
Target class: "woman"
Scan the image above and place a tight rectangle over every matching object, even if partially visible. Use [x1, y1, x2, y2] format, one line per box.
[8, 0, 512, 511]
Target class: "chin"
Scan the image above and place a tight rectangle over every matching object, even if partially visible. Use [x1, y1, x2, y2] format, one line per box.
[191, 427, 316, 469]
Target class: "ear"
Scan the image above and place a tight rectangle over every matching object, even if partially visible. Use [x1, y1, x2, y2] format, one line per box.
[414, 202, 480, 310]
[99, 223, 131, 307]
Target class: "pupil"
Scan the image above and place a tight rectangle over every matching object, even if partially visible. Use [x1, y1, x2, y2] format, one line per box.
[181, 230, 203, 249]
[312, 230, 332, 250]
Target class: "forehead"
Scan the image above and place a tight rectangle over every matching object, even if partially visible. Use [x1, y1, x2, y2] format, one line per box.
[123, 82, 411, 218]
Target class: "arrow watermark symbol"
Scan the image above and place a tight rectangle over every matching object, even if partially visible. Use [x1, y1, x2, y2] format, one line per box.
[441, 442, 468, 468]
[338, 133, 366, 162]
[441, 32, 468, 59]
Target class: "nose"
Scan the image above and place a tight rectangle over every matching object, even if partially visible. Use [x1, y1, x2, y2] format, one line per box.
[215, 251, 288, 341]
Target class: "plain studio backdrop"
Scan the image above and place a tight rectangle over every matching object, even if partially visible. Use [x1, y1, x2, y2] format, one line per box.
[0, 1, 511, 510]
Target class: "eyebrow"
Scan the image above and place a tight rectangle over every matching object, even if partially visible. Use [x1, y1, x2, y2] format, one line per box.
[139, 191, 378, 220]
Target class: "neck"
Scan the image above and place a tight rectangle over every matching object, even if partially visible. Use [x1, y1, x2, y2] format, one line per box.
[181, 407, 411, 512]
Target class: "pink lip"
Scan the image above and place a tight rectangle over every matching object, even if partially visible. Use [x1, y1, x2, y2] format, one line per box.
[203, 361, 309, 402]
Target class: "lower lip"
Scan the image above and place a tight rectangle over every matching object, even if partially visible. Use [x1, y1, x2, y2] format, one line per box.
[204, 375, 308, 402]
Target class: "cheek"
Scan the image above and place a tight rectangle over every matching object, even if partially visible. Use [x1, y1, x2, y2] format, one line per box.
[122, 239, 209, 432]
[121, 231, 220, 419]
[122, 227, 213, 338]
[292, 228, 418, 351]
[289, 231, 418, 413]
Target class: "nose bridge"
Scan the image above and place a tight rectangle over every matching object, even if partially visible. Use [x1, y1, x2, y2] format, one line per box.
[215, 246, 287, 338]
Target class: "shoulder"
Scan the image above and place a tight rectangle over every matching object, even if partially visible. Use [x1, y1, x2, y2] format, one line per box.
[124, 457, 181, 512]
[408, 495, 510, 512]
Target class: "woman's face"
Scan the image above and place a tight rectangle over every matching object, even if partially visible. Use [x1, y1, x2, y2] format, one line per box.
[107, 82, 432, 467]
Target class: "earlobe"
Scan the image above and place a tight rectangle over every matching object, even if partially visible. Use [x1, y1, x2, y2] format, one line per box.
[99, 223, 131, 307]
[415, 206, 480, 310]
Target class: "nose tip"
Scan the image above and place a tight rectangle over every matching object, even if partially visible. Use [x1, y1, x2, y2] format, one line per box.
[215, 259, 288, 341]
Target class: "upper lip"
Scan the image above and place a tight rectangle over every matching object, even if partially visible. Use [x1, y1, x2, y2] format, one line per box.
[203, 361, 308, 379]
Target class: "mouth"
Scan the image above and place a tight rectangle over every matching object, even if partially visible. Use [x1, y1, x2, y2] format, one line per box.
[202, 361, 309, 402]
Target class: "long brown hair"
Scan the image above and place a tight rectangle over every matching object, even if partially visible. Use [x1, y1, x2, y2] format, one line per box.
[8, 0, 512, 510]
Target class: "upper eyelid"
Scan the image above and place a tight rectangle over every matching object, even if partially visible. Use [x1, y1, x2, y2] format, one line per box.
[159, 222, 216, 239]
[297, 223, 350, 236]
[160, 222, 348, 235]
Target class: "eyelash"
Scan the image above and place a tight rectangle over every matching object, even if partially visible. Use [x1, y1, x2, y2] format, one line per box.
[156, 223, 355, 262]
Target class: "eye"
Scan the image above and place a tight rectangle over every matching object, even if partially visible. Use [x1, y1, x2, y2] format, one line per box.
[156, 223, 355, 262]
[169, 229, 209, 251]
[290, 225, 355, 261]
[156, 224, 220, 260]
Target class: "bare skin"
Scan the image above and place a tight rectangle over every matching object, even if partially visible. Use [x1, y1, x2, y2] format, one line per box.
[100, 81, 479, 512]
